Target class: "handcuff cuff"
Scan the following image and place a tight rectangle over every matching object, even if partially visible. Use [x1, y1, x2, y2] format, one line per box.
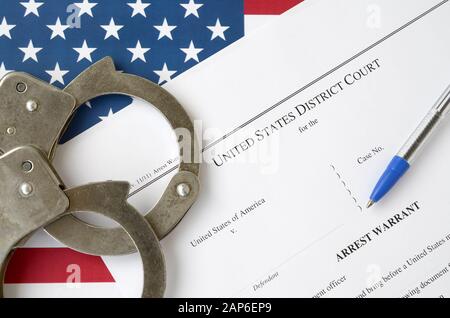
[0, 57, 200, 298]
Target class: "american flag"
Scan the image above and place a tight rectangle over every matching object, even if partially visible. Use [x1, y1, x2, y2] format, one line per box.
[0, 0, 245, 142]
[1, 0, 303, 297]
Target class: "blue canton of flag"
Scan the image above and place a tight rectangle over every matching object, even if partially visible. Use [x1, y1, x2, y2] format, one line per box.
[0, 0, 244, 142]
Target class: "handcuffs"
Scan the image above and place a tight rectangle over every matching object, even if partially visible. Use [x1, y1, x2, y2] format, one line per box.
[0, 57, 200, 298]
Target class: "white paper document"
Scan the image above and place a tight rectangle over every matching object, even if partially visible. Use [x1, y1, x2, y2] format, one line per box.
[11, 0, 450, 298]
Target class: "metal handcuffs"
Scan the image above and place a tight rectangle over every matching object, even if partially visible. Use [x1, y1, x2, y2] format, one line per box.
[0, 57, 200, 297]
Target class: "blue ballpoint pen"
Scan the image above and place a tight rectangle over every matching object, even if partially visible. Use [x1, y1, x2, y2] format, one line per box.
[367, 84, 450, 208]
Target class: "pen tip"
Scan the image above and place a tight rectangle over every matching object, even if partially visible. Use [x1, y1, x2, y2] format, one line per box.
[366, 200, 375, 209]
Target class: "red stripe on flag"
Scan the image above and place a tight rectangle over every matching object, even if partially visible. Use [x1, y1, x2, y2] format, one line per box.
[5, 248, 115, 284]
[244, 0, 304, 15]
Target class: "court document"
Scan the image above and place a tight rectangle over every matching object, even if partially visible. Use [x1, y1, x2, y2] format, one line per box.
[45, 0, 450, 297]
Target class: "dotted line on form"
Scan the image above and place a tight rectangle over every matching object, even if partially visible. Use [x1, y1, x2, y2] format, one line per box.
[330, 164, 363, 212]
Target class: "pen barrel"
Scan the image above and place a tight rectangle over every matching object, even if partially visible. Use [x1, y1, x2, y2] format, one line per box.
[397, 85, 450, 163]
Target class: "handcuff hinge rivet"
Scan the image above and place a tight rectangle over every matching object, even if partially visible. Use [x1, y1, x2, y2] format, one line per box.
[6, 127, 16, 135]
[176, 183, 191, 197]
[26, 100, 38, 112]
[19, 182, 33, 196]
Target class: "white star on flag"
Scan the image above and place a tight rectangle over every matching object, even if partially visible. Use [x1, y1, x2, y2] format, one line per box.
[19, 40, 43, 62]
[154, 18, 177, 40]
[47, 18, 70, 40]
[0, 62, 13, 79]
[75, 0, 98, 17]
[207, 19, 229, 40]
[101, 18, 124, 40]
[127, 0, 151, 18]
[180, 0, 203, 18]
[74, 40, 97, 62]
[20, 0, 44, 17]
[99, 108, 115, 121]
[45, 62, 69, 85]
[180, 41, 203, 62]
[154, 63, 176, 84]
[0, 17, 15, 39]
[127, 40, 150, 62]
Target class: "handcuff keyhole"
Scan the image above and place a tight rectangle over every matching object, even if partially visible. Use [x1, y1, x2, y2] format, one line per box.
[22, 161, 33, 173]
[16, 82, 27, 93]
